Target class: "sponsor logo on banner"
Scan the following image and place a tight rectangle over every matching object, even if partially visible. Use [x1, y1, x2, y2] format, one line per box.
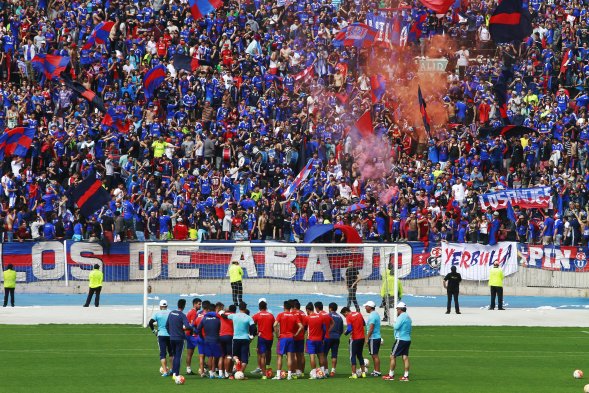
[440, 242, 519, 280]
[479, 187, 552, 210]
[347, 26, 368, 40]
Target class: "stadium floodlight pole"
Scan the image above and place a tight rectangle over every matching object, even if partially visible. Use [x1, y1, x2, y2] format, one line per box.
[63, 240, 69, 287]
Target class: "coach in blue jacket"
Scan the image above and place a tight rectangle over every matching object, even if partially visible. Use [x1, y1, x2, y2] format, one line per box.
[166, 299, 192, 379]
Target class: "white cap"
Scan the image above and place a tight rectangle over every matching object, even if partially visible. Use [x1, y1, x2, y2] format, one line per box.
[159, 299, 168, 307]
[396, 302, 407, 309]
[258, 297, 267, 304]
[363, 300, 376, 308]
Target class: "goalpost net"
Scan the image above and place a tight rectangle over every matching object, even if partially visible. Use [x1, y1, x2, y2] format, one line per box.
[141, 242, 401, 327]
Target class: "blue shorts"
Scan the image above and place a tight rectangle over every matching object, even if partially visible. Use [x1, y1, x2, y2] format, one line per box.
[204, 341, 222, 358]
[232, 339, 250, 364]
[219, 335, 233, 357]
[294, 339, 304, 353]
[186, 335, 198, 350]
[368, 338, 381, 355]
[306, 340, 324, 355]
[324, 338, 340, 359]
[257, 337, 273, 354]
[391, 340, 411, 357]
[349, 338, 365, 366]
[157, 336, 173, 360]
[277, 337, 295, 355]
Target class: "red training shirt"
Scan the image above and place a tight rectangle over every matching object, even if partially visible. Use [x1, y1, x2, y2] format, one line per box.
[253, 311, 276, 341]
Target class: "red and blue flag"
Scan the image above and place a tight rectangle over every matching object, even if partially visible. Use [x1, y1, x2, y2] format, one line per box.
[31, 54, 70, 82]
[419, 0, 455, 13]
[0, 127, 37, 160]
[69, 171, 111, 218]
[354, 110, 373, 138]
[188, 0, 223, 20]
[391, 15, 401, 46]
[282, 159, 314, 200]
[370, 74, 386, 103]
[82, 21, 115, 50]
[418, 85, 431, 137]
[560, 48, 573, 75]
[333, 23, 378, 48]
[62, 75, 106, 113]
[102, 108, 130, 133]
[143, 65, 167, 100]
[489, 0, 532, 44]
[408, 13, 427, 43]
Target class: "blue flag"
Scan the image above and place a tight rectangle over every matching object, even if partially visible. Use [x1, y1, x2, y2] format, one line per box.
[506, 200, 516, 222]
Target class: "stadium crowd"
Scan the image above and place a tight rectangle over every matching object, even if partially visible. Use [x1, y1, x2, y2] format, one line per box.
[1, 0, 589, 247]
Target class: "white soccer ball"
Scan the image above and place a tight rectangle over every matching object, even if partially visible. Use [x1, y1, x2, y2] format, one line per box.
[364, 358, 370, 367]
[584, 384, 589, 393]
[175, 375, 185, 384]
[574, 370, 584, 379]
[315, 368, 325, 379]
[309, 369, 317, 379]
[234, 371, 245, 380]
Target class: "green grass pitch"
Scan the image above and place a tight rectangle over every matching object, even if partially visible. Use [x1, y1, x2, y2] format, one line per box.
[0, 325, 587, 393]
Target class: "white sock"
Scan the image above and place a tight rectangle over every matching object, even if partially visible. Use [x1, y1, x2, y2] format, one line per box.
[331, 368, 336, 372]
[218, 370, 223, 377]
[186, 367, 191, 373]
[389, 370, 394, 377]
[404, 371, 409, 377]
[320, 366, 325, 373]
[287, 371, 292, 378]
[209, 370, 214, 377]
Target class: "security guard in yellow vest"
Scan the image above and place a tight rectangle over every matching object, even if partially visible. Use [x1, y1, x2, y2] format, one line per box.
[84, 264, 104, 307]
[488, 262, 505, 310]
[228, 260, 243, 306]
[3, 264, 16, 307]
[380, 267, 403, 322]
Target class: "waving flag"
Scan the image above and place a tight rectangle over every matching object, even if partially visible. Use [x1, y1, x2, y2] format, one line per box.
[82, 21, 115, 50]
[355, 110, 373, 138]
[489, 0, 532, 44]
[172, 54, 212, 72]
[333, 23, 378, 48]
[0, 127, 37, 160]
[293, 65, 315, 91]
[102, 108, 130, 133]
[143, 65, 167, 100]
[370, 74, 386, 103]
[408, 14, 427, 43]
[418, 86, 431, 137]
[506, 200, 516, 222]
[493, 64, 514, 125]
[418, 0, 454, 13]
[31, 54, 70, 81]
[283, 159, 314, 199]
[188, 0, 223, 20]
[62, 76, 106, 113]
[69, 172, 111, 217]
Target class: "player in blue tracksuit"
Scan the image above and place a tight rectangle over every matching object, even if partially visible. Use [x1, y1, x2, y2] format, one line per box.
[196, 303, 222, 379]
[324, 302, 344, 376]
[149, 300, 173, 376]
[166, 299, 192, 379]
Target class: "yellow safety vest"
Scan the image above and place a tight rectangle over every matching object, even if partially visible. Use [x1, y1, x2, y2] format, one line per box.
[3, 269, 16, 289]
[89, 269, 104, 288]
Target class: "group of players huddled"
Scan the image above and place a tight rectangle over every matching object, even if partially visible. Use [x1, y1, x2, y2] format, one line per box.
[149, 296, 412, 384]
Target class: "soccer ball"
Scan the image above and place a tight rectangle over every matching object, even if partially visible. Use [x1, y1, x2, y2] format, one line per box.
[234, 371, 245, 380]
[309, 369, 317, 379]
[175, 375, 185, 385]
[315, 368, 325, 379]
[584, 384, 589, 393]
[364, 358, 370, 367]
[574, 370, 584, 379]
[280, 370, 287, 379]
[159, 366, 164, 374]
[265, 368, 273, 378]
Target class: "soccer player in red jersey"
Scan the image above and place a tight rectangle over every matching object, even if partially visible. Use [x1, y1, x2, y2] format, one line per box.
[291, 299, 307, 376]
[193, 300, 209, 376]
[252, 300, 275, 378]
[273, 300, 303, 380]
[341, 307, 367, 379]
[218, 303, 235, 378]
[314, 301, 334, 371]
[184, 298, 201, 375]
[305, 302, 330, 376]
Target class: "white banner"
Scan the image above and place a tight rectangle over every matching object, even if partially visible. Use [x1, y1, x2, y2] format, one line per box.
[440, 242, 518, 280]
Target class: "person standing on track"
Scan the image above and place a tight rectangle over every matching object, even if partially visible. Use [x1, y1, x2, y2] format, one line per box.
[345, 261, 361, 312]
[83, 264, 103, 307]
[443, 266, 462, 314]
[166, 299, 192, 382]
[364, 300, 382, 376]
[383, 302, 412, 382]
[489, 261, 505, 310]
[228, 260, 243, 306]
[2, 264, 16, 307]
[324, 302, 344, 377]
[341, 306, 367, 379]
[148, 299, 173, 376]
[251, 300, 275, 378]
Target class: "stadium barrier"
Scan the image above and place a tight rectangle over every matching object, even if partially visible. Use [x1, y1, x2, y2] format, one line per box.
[0, 240, 587, 287]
